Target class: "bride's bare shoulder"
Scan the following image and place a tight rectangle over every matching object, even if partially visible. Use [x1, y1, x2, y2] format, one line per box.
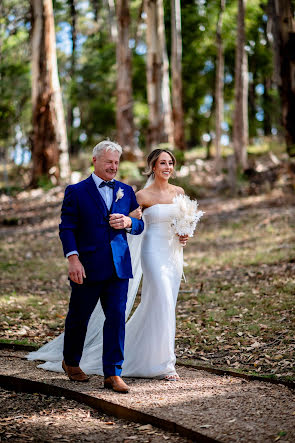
[171, 184, 185, 195]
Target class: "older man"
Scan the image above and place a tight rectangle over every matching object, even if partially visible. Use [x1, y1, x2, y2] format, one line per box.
[59, 140, 144, 393]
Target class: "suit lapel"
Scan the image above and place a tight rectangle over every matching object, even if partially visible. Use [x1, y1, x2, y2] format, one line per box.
[85, 175, 109, 218]
[110, 181, 120, 214]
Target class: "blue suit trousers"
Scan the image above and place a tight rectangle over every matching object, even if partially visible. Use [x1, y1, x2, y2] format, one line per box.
[63, 276, 129, 378]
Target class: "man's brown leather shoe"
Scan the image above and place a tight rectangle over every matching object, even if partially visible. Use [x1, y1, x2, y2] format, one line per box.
[62, 360, 89, 382]
[104, 376, 129, 393]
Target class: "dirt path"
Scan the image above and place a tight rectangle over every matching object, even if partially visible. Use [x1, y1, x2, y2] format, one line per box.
[0, 386, 188, 443]
[0, 351, 294, 443]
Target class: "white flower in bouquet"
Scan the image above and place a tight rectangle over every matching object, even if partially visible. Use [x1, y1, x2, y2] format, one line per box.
[171, 194, 204, 237]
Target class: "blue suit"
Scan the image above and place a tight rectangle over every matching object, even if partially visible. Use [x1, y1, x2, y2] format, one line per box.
[59, 175, 144, 376]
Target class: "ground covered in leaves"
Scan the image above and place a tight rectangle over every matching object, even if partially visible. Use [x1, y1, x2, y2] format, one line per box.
[1, 352, 294, 443]
[177, 189, 295, 380]
[0, 386, 188, 442]
[0, 160, 294, 381]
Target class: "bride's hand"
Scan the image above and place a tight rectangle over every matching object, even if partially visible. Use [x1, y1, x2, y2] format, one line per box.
[178, 234, 188, 246]
[129, 206, 142, 220]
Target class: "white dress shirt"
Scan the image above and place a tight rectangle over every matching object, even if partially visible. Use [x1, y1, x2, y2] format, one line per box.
[91, 172, 114, 211]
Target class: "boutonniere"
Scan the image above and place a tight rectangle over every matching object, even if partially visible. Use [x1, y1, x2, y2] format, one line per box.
[115, 187, 124, 202]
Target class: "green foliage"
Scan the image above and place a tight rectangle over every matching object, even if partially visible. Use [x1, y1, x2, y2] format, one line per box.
[167, 0, 217, 145]
[0, 338, 39, 348]
[171, 176, 206, 199]
[0, 1, 31, 151]
[118, 161, 141, 180]
[37, 175, 55, 191]
[172, 149, 185, 167]
[0, 0, 284, 164]
[75, 33, 117, 147]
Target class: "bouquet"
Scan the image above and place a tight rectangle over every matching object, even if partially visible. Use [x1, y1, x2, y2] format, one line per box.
[171, 194, 204, 237]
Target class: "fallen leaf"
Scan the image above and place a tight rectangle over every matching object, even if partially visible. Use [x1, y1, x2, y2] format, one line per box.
[138, 424, 153, 431]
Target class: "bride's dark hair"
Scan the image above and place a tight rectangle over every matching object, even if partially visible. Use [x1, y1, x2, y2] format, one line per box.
[144, 149, 176, 177]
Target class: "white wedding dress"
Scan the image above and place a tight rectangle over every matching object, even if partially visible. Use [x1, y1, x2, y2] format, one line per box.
[27, 203, 183, 378]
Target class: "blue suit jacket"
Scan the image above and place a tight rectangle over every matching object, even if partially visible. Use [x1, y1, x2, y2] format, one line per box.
[59, 175, 144, 281]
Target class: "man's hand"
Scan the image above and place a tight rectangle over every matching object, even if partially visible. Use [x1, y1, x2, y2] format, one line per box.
[129, 206, 142, 220]
[178, 234, 189, 246]
[109, 213, 132, 230]
[68, 255, 86, 284]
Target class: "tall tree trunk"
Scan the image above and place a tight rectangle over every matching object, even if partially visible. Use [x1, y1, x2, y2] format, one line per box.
[233, 0, 248, 170]
[158, 0, 173, 144]
[67, 0, 77, 155]
[0, 3, 8, 191]
[263, 78, 272, 135]
[31, 0, 70, 186]
[90, 0, 100, 22]
[248, 78, 256, 139]
[104, 0, 118, 42]
[171, 0, 185, 150]
[243, 53, 249, 147]
[116, 0, 136, 157]
[268, 0, 295, 156]
[215, 0, 225, 173]
[134, 0, 145, 48]
[267, 0, 281, 86]
[146, 0, 163, 149]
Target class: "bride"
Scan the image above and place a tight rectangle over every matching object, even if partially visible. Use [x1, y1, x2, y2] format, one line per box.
[28, 149, 188, 380]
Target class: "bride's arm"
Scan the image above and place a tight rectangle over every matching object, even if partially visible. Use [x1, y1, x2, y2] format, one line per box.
[135, 189, 149, 211]
[128, 189, 146, 219]
[129, 206, 142, 219]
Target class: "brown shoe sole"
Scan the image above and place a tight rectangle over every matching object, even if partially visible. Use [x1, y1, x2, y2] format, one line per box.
[62, 361, 90, 382]
[104, 382, 129, 393]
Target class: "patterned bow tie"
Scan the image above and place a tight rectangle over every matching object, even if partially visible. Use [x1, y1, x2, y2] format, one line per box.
[99, 181, 115, 189]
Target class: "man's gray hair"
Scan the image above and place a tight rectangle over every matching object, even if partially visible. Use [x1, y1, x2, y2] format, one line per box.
[93, 140, 122, 158]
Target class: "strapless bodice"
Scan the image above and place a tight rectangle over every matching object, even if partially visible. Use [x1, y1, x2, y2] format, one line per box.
[143, 203, 178, 225]
[141, 203, 182, 258]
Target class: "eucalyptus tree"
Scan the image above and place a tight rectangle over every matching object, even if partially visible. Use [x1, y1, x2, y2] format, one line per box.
[30, 0, 70, 185]
[267, 0, 295, 156]
[0, 0, 31, 176]
[106, 0, 118, 42]
[90, 0, 117, 40]
[215, 0, 225, 173]
[67, 0, 78, 155]
[171, 0, 185, 150]
[233, 0, 248, 170]
[116, 0, 136, 157]
[158, 0, 173, 143]
[146, 0, 163, 149]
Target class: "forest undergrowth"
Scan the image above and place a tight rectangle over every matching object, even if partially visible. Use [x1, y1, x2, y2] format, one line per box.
[1, 151, 294, 381]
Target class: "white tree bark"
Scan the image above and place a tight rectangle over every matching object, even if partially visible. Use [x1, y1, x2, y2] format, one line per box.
[171, 0, 185, 150]
[107, 0, 118, 42]
[146, 0, 163, 149]
[158, 0, 173, 143]
[215, 0, 225, 173]
[233, 0, 248, 170]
